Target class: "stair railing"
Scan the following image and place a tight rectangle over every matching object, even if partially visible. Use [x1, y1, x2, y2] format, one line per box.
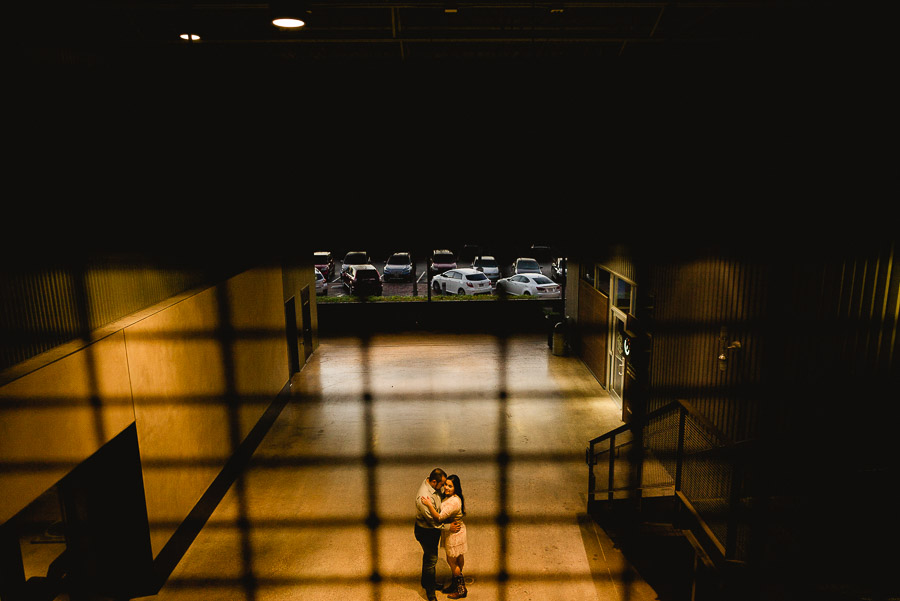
[586, 400, 750, 563]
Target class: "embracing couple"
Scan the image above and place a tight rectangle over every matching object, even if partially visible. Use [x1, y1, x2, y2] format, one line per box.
[414, 468, 468, 601]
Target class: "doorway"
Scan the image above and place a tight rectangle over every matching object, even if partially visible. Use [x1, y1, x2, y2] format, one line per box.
[608, 308, 627, 407]
[300, 286, 312, 362]
[284, 297, 300, 378]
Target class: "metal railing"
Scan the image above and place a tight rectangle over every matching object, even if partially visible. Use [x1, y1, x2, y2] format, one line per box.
[586, 400, 750, 563]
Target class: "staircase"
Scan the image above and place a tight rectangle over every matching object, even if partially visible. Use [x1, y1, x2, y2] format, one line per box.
[586, 400, 898, 601]
[585, 400, 750, 601]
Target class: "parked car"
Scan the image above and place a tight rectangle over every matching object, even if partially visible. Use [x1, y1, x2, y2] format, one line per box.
[314, 251, 335, 280]
[429, 250, 457, 274]
[432, 268, 492, 296]
[551, 257, 567, 282]
[529, 243, 553, 262]
[383, 252, 414, 282]
[342, 264, 383, 296]
[341, 251, 370, 274]
[512, 257, 543, 275]
[458, 243, 483, 264]
[471, 255, 501, 284]
[315, 268, 327, 295]
[496, 273, 561, 299]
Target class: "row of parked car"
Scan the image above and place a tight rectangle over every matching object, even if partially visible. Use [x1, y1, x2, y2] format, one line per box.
[314, 249, 566, 298]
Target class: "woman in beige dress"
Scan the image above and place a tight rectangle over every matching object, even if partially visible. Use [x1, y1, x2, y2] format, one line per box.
[421, 474, 468, 598]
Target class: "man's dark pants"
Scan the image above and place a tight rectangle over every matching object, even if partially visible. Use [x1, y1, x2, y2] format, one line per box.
[414, 523, 442, 594]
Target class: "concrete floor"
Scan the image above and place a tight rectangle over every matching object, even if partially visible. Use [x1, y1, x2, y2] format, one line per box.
[148, 333, 661, 601]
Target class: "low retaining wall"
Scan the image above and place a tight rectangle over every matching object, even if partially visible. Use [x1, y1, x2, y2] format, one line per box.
[317, 298, 564, 337]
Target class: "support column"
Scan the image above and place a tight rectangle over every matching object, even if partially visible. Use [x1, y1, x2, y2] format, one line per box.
[0, 521, 25, 601]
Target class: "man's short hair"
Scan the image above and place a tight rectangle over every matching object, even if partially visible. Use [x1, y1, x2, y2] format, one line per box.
[428, 468, 447, 483]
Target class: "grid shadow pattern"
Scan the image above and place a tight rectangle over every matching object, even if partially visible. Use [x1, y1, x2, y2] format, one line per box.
[1, 260, 643, 601]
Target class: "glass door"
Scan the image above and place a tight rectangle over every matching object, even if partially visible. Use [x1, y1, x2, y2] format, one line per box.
[608, 308, 627, 405]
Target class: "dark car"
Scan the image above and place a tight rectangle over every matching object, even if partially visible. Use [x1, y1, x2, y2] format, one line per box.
[341, 251, 370, 275]
[458, 244, 484, 264]
[529, 243, 553, 262]
[429, 250, 457, 274]
[314, 251, 335, 280]
[342, 264, 383, 296]
[383, 252, 414, 282]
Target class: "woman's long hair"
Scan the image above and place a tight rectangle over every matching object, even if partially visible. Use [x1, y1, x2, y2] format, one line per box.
[446, 474, 466, 516]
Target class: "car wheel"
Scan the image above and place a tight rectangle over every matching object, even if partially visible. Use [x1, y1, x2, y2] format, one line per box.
[523, 290, 531, 296]
[433, 281, 442, 294]
[458, 288, 465, 295]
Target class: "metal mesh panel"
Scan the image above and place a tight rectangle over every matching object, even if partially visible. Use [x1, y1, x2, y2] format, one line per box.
[681, 415, 732, 553]
[592, 403, 752, 561]
[642, 409, 678, 492]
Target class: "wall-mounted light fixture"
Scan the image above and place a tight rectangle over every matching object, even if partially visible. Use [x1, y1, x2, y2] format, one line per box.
[271, 0, 310, 28]
[717, 326, 741, 371]
[179, 33, 201, 41]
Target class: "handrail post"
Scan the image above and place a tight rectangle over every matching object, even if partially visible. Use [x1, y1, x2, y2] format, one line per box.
[675, 407, 686, 492]
[726, 448, 744, 559]
[587, 441, 596, 508]
[608, 434, 616, 501]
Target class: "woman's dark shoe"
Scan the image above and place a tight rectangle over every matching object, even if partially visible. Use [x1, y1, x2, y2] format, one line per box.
[441, 577, 458, 594]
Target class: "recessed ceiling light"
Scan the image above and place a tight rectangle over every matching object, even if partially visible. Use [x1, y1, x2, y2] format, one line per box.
[179, 33, 200, 40]
[272, 17, 305, 28]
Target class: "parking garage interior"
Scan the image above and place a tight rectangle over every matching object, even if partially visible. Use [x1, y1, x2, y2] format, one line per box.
[1, 218, 897, 601]
[3, 3, 896, 594]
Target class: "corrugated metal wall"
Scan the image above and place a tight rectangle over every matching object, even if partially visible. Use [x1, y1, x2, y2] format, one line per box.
[0, 260, 236, 375]
[647, 254, 770, 443]
[597, 246, 636, 284]
[644, 241, 897, 444]
[769, 241, 898, 437]
[577, 279, 609, 387]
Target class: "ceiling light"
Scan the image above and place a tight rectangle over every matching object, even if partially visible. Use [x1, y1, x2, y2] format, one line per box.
[271, 0, 309, 28]
[179, 33, 201, 40]
[272, 17, 304, 27]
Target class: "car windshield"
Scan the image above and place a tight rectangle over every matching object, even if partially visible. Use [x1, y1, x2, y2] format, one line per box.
[356, 269, 378, 279]
[434, 254, 454, 263]
[345, 253, 367, 264]
[518, 260, 540, 270]
[388, 255, 409, 265]
[533, 276, 554, 284]
[474, 258, 497, 267]
[466, 273, 488, 281]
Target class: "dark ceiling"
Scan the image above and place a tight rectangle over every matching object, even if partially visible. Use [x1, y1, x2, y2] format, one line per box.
[12, 0, 838, 68]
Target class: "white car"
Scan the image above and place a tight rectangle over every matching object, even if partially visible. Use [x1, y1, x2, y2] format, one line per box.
[471, 255, 501, 283]
[315, 268, 327, 295]
[496, 273, 561, 298]
[432, 268, 493, 296]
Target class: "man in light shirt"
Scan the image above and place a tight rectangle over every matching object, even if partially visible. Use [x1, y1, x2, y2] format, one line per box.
[414, 468, 460, 601]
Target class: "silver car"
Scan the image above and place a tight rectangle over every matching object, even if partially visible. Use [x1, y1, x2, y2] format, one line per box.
[513, 257, 542, 275]
[315, 268, 327, 295]
[471, 255, 501, 284]
[496, 273, 561, 299]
